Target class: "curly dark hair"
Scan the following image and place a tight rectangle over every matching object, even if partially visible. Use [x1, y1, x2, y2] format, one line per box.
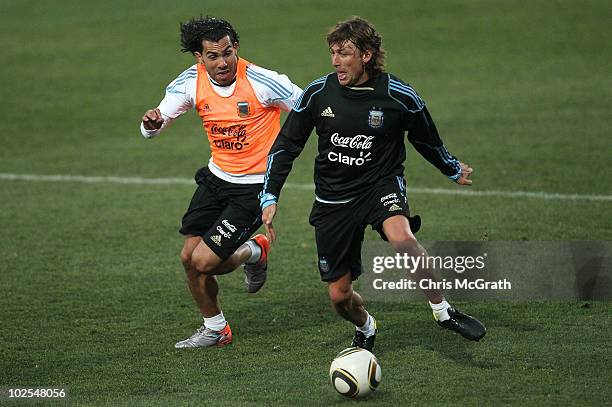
[327, 17, 385, 77]
[180, 16, 240, 54]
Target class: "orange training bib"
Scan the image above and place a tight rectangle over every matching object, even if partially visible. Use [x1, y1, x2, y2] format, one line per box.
[195, 58, 281, 174]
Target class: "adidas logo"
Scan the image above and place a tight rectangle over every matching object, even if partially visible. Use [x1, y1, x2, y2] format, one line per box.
[320, 106, 335, 117]
[210, 235, 222, 246]
[388, 204, 402, 212]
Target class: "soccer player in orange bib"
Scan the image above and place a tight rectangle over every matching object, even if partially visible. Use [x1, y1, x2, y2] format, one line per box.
[140, 16, 302, 348]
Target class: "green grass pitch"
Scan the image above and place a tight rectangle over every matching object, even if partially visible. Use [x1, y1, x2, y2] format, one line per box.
[1, 0, 611, 405]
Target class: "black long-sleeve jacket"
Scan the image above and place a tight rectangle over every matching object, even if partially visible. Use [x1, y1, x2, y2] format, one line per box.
[261, 72, 461, 205]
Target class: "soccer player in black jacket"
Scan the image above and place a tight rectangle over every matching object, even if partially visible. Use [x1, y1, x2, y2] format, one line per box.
[260, 17, 486, 350]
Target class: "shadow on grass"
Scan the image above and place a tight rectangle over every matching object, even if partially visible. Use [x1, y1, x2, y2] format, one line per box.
[364, 301, 505, 370]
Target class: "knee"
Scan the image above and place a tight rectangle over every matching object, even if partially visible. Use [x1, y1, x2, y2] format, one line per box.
[191, 253, 216, 275]
[329, 286, 353, 308]
[179, 249, 199, 284]
[180, 247, 192, 269]
[387, 229, 418, 251]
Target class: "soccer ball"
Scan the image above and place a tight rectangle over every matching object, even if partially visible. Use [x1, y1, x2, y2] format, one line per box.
[329, 347, 382, 399]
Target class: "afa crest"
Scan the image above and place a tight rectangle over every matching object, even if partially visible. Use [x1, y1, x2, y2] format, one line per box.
[318, 257, 330, 274]
[237, 101, 250, 117]
[368, 109, 384, 129]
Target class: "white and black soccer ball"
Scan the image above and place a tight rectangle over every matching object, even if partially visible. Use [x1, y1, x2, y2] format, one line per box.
[329, 347, 381, 399]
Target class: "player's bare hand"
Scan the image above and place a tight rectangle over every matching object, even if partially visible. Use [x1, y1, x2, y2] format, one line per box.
[262, 204, 277, 243]
[456, 162, 473, 186]
[142, 108, 164, 130]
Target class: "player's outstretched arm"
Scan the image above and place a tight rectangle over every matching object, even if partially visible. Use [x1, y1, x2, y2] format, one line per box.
[262, 204, 277, 243]
[455, 162, 473, 186]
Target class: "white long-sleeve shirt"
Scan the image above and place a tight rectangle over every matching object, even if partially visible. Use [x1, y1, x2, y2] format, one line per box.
[141, 61, 302, 183]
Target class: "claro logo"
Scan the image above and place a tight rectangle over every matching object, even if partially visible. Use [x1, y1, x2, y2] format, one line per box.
[328, 133, 374, 166]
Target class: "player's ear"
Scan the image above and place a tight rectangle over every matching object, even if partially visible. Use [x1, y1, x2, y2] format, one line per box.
[194, 51, 204, 64]
[361, 49, 372, 64]
[233, 42, 240, 53]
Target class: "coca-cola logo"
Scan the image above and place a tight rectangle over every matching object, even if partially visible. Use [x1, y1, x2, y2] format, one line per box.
[210, 124, 247, 138]
[330, 133, 373, 150]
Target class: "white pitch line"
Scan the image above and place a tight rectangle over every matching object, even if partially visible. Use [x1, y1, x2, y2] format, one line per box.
[0, 173, 195, 185]
[1, 172, 611, 202]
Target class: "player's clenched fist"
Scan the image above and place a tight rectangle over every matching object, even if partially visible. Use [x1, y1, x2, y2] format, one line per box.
[142, 108, 164, 130]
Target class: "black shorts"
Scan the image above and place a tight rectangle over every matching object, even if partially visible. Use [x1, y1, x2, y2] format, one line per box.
[179, 167, 263, 260]
[308, 175, 421, 282]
